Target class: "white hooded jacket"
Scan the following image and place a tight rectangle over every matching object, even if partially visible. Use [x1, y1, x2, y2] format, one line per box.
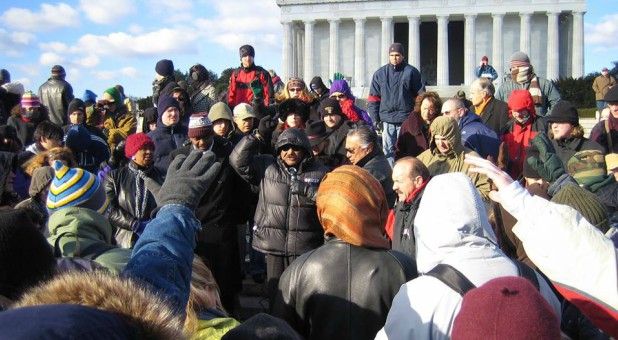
[375, 173, 561, 339]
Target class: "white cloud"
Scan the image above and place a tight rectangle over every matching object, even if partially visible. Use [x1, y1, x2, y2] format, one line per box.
[74, 54, 101, 68]
[0, 29, 36, 57]
[39, 52, 65, 66]
[585, 13, 618, 47]
[74, 28, 199, 57]
[128, 24, 143, 34]
[120, 67, 139, 78]
[145, 0, 193, 23]
[79, 0, 136, 24]
[1, 3, 79, 32]
[39, 42, 69, 54]
[92, 70, 116, 81]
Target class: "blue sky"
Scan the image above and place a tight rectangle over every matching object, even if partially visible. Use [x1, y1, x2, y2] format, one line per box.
[1, 0, 616, 100]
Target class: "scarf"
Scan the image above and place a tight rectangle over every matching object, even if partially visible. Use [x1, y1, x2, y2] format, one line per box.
[474, 97, 491, 116]
[127, 162, 152, 220]
[512, 66, 543, 106]
[339, 99, 361, 122]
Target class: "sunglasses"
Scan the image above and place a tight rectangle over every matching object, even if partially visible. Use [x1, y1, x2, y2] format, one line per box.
[289, 88, 303, 93]
[281, 144, 302, 152]
[331, 94, 346, 99]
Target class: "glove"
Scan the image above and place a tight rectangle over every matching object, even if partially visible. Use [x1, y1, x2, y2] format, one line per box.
[333, 72, 344, 81]
[250, 79, 263, 99]
[154, 150, 221, 213]
[132, 220, 150, 236]
[257, 114, 279, 141]
[291, 180, 318, 200]
[374, 121, 383, 135]
[526, 132, 565, 183]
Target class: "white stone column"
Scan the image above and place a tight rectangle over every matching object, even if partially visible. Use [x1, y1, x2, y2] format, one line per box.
[303, 20, 315, 82]
[437, 15, 450, 86]
[519, 12, 532, 56]
[546, 11, 560, 80]
[328, 19, 340, 82]
[380, 16, 393, 65]
[492, 13, 505, 84]
[295, 24, 303, 78]
[572, 11, 585, 78]
[354, 18, 366, 87]
[407, 15, 421, 68]
[282, 21, 294, 81]
[464, 14, 477, 85]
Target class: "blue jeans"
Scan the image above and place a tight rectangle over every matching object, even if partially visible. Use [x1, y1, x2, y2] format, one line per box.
[382, 122, 401, 166]
[597, 100, 606, 112]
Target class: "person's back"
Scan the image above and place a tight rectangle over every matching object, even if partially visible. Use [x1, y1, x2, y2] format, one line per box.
[273, 166, 416, 340]
[38, 65, 74, 127]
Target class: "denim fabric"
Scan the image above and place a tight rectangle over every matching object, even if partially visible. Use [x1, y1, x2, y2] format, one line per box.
[382, 122, 401, 165]
[597, 100, 606, 112]
[122, 204, 200, 318]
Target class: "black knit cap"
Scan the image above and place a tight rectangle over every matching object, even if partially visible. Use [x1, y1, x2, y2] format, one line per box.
[318, 98, 343, 118]
[604, 85, 618, 102]
[389, 43, 405, 56]
[239, 45, 255, 58]
[546, 100, 579, 126]
[67, 98, 85, 115]
[0, 209, 56, 300]
[155, 59, 174, 77]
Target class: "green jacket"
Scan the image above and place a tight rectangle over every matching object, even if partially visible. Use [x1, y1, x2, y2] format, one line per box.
[192, 317, 240, 340]
[47, 207, 132, 274]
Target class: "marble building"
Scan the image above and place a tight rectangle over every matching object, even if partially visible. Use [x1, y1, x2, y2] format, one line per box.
[276, 0, 586, 96]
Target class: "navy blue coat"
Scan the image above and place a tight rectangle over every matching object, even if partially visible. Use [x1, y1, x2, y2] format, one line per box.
[459, 110, 501, 160]
[147, 119, 187, 175]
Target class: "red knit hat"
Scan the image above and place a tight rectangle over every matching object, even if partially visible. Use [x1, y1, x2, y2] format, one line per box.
[452, 276, 560, 340]
[124, 133, 155, 158]
[508, 90, 536, 116]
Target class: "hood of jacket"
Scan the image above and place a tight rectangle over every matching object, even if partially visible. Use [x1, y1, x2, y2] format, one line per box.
[275, 127, 313, 156]
[13, 271, 185, 339]
[64, 125, 92, 153]
[47, 207, 113, 249]
[429, 116, 464, 156]
[459, 110, 482, 129]
[414, 173, 498, 274]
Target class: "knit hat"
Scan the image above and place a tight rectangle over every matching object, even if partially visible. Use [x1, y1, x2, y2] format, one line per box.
[29, 166, 54, 198]
[508, 89, 536, 116]
[102, 87, 121, 104]
[318, 98, 343, 118]
[233, 103, 257, 121]
[188, 113, 214, 139]
[481, 56, 488, 62]
[316, 165, 390, 249]
[0, 69, 10, 84]
[523, 145, 542, 179]
[124, 133, 155, 159]
[551, 184, 609, 233]
[546, 100, 579, 126]
[47, 160, 110, 215]
[567, 150, 607, 186]
[51, 65, 66, 77]
[389, 42, 405, 55]
[604, 85, 618, 102]
[67, 98, 85, 115]
[222, 313, 302, 340]
[239, 45, 255, 58]
[0, 209, 56, 300]
[207, 102, 234, 123]
[510, 51, 531, 69]
[82, 89, 97, 103]
[451, 276, 560, 340]
[304, 120, 332, 147]
[606, 154, 618, 172]
[279, 98, 310, 123]
[287, 77, 306, 90]
[156, 94, 180, 117]
[21, 91, 40, 108]
[155, 59, 174, 77]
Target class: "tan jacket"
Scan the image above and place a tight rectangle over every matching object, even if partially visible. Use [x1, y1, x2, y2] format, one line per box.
[592, 75, 616, 100]
[103, 107, 136, 150]
[417, 116, 491, 199]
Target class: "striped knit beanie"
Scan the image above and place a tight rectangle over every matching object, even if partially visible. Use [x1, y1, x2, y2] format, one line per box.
[51, 65, 66, 77]
[21, 91, 40, 108]
[316, 165, 390, 249]
[46, 160, 110, 215]
[567, 150, 607, 186]
[188, 113, 214, 139]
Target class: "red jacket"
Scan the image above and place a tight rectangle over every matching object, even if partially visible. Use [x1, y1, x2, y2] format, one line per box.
[500, 116, 546, 179]
[228, 65, 273, 108]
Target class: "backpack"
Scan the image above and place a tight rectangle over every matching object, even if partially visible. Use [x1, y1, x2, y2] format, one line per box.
[53, 232, 116, 273]
[425, 260, 540, 296]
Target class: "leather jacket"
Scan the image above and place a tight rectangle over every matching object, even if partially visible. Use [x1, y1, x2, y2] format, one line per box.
[38, 77, 74, 126]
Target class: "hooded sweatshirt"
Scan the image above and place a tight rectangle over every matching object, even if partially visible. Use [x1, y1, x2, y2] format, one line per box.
[417, 116, 491, 199]
[375, 173, 561, 340]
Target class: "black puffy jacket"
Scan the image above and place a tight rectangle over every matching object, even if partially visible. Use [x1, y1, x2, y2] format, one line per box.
[272, 238, 417, 340]
[104, 162, 163, 232]
[230, 128, 329, 256]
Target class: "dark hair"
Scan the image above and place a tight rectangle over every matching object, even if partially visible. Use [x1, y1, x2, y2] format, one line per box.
[347, 124, 377, 148]
[413, 92, 442, 114]
[394, 156, 430, 181]
[33, 121, 63, 143]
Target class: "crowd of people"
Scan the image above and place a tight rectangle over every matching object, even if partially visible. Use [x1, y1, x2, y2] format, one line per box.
[0, 42, 616, 340]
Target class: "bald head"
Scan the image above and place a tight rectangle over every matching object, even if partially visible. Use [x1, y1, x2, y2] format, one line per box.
[441, 99, 466, 120]
[392, 157, 430, 202]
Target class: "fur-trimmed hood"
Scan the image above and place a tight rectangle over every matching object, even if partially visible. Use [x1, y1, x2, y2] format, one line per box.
[14, 271, 187, 339]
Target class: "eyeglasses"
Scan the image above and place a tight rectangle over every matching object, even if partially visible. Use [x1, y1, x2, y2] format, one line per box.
[331, 94, 346, 99]
[289, 88, 302, 93]
[281, 144, 302, 152]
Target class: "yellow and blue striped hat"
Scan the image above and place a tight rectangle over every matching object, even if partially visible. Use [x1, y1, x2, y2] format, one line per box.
[46, 160, 110, 215]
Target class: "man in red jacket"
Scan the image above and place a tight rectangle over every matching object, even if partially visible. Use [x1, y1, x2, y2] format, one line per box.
[228, 44, 274, 109]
